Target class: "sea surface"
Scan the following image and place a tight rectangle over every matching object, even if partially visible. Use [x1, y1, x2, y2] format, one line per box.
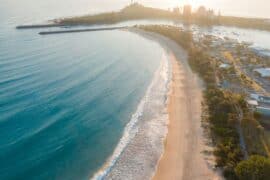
[1, 1, 270, 180]
[0, 1, 168, 180]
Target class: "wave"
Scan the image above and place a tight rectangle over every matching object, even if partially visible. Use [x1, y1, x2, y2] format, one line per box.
[92, 51, 171, 180]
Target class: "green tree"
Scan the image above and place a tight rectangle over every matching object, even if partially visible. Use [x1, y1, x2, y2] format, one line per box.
[235, 155, 270, 180]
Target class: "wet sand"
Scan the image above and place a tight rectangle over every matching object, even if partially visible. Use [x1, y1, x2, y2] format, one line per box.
[129, 28, 222, 180]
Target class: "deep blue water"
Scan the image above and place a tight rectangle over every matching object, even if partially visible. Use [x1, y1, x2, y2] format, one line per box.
[0, 2, 164, 179]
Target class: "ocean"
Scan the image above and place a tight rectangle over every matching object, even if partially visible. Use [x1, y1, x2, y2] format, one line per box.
[0, 1, 169, 179]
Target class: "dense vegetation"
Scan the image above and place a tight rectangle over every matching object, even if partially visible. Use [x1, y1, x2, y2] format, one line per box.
[235, 155, 270, 180]
[138, 25, 192, 49]
[138, 25, 270, 180]
[205, 89, 244, 179]
[59, 4, 179, 25]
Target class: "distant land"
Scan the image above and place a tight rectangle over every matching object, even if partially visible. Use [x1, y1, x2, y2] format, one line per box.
[17, 3, 270, 32]
[58, 3, 270, 31]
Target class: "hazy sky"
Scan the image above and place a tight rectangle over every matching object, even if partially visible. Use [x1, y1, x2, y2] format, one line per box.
[140, 0, 270, 18]
[2, 0, 270, 19]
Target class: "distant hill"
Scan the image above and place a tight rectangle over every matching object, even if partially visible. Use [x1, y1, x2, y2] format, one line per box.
[58, 3, 179, 25]
[57, 3, 270, 32]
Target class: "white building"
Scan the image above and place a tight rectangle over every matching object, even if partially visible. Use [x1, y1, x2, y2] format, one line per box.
[219, 63, 231, 69]
[247, 100, 258, 109]
[254, 68, 270, 78]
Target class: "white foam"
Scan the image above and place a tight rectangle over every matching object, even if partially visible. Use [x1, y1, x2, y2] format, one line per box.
[91, 51, 171, 180]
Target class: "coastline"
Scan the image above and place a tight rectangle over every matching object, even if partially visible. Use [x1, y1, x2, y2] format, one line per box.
[92, 43, 171, 179]
[129, 28, 223, 180]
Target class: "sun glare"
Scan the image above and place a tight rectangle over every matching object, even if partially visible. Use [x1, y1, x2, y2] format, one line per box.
[181, 0, 209, 8]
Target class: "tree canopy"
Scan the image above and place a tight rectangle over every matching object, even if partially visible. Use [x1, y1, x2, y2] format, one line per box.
[235, 155, 270, 180]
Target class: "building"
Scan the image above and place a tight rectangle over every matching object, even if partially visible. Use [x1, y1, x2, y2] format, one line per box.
[249, 93, 270, 116]
[197, 6, 207, 17]
[196, 6, 215, 20]
[257, 106, 270, 116]
[219, 63, 231, 69]
[254, 68, 270, 78]
[247, 100, 259, 109]
[207, 9, 215, 20]
[183, 5, 192, 18]
[173, 7, 181, 14]
[250, 93, 270, 104]
[251, 93, 260, 100]
[259, 96, 270, 104]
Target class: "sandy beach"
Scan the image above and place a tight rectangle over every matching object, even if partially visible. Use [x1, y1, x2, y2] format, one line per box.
[129, 28, 222, 180]
[154, 54, 221, 180]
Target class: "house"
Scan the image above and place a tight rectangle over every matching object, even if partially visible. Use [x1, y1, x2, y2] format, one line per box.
[257, 106, 270, 116]
[249, 93, 270, 116]
[247, 100, 258, 106]
[247, 100, 258, 109]
[250, 93, 260, 101]
[259, 96, 270, 104]
[250, 93, 270, 104]
[254, 68, 270, 78]
[219, 63, 231, 69]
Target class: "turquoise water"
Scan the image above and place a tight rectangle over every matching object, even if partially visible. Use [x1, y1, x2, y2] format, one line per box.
[0, 2, 166, 179]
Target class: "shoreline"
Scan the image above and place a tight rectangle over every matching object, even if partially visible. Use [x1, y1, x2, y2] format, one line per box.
[129, 28, 223, 180]
[92, 41, 171, 180]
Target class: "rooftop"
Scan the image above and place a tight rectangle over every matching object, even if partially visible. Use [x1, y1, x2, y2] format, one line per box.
[247, 100, 258, 106]
[254, 68, 270, 77]
[219, 63, 231, 69]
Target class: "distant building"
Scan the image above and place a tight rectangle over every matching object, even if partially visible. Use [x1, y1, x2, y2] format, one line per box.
[196, 6, 215, 21]
[197, 6, 207, 17]
[207, 9, 215, 19]
[173, 7, 181, 14]
[183, 5, 192, 18]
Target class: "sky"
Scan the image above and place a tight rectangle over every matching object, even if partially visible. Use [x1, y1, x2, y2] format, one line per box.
[2, 0, 270, 19]
[139, 0, 270, 18]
